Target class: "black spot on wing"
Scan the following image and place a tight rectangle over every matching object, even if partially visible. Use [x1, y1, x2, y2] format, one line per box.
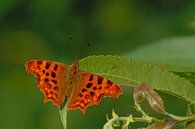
[46, 72, 49, 76]
[90, 92, 94, 96]
[54, 64, 58, 71]
[98, 87, 102, 90]
[51, 71, 56, 78]
[93, 87, 97, 90]
[52, 80, 57, 84]
[107, 80, 113, 85]
[86, 83, 92, 88]
[45, 62, 51, 69]
[89, 75, 93, 81]
[97, 76, 103, 84]
[82, 88, 87, 92]
[45, 78, 49, 83]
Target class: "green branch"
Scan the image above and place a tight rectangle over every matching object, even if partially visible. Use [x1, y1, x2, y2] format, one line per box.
[59, 101, 68, 129]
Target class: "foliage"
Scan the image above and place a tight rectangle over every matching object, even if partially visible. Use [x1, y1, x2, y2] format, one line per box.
[59, 55, 195, 129]
[104, 83, 194, 129]
[126, 36, 195, 85]
[80, 55, 195, 103]
[1, 1, 195, 129]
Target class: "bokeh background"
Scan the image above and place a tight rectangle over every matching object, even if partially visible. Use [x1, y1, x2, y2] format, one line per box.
[1, 0, 195, 129]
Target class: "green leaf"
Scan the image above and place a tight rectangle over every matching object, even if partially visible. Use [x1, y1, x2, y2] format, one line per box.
[186, 122, 195, 129]
[172, 72, 195, 85]
[79, 55, 195, 104]
[126, 36, 195, 69]
[125, 36, 195, 84]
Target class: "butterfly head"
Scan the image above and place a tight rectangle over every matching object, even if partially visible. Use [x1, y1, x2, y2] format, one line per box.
[70, 59, 79, 75]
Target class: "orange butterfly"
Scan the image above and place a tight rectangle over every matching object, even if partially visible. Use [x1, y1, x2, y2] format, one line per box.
[25, 60, 122, 113]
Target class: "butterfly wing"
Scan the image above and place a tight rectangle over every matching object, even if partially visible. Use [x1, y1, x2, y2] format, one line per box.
[25, 60, 69, 107]
[67, 72, 122, 113]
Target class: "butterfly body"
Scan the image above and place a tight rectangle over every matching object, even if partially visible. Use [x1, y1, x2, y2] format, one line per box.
[25, 60, 122, 113]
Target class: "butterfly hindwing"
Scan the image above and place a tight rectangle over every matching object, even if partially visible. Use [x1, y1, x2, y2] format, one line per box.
[25, 60, 69, 107]
[67, 72, 122, 113]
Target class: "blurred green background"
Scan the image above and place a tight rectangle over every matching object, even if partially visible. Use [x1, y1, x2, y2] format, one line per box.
[1, 0, 195, 129]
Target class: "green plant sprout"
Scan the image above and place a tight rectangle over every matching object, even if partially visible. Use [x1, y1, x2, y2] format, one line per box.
[103, 83, 195, 129]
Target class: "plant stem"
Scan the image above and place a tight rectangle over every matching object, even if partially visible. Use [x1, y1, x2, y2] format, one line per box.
[134, 102, 155, 122]
[166, 112, 195, 122]
[103, 115, 157, 129]
[59, 101, 68, 129]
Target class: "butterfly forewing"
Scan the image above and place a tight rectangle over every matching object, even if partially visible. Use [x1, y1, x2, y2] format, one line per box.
[67, 72, 122, 113]
[25, 60, 69, 107]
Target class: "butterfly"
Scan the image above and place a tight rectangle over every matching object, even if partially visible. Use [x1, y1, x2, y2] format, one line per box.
[25, 60, 122, 113]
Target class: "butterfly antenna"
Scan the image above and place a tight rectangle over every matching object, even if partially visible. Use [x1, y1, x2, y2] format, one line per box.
[78, 41, 93, 60]
[68, 34, 77, 62]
